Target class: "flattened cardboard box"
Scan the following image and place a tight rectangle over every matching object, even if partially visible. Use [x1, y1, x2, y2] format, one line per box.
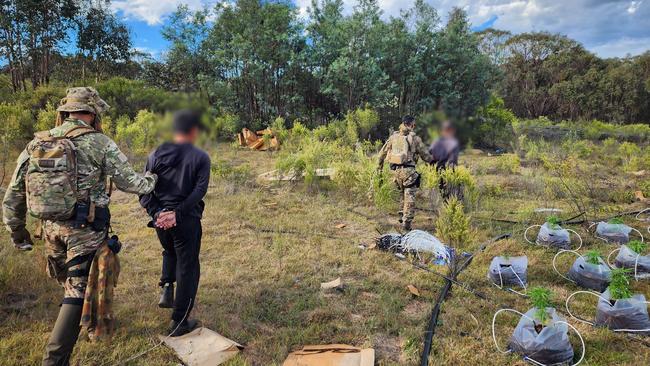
[159, 327, 243, 366]
[283, 344, 375, 366]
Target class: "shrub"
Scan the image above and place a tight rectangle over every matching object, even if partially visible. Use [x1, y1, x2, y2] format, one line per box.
[35, 103, 58, 132]
[205, 113, 240, 140]
[435, 196, 471, 248]
[472, 95, 517, 149]
[618, 142, 641, 171]
[495, 153, 521, 174]
[115, 110, 170, 155]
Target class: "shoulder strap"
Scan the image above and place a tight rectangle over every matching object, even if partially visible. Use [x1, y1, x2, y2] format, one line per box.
[33, 130, 54, 140]
[64, 125, 98, 139]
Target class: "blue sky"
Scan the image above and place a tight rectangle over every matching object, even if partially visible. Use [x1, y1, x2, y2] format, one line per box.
[114, 0, 650, 59]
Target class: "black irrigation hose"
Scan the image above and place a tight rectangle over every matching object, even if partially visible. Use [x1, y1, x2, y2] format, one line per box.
[419, 233, 512, 366]
[563, 209, 647, 225]
[420, 278, 453, 366]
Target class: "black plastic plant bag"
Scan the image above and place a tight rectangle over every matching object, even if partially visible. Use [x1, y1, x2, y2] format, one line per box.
[509, 308, 574, 365]
[488, 256, 528, 288]
[567, 256, 611, 292]
[596, 221, 632, 244]
[537, 223, 571, 250]
[595, 290, 650, 335]
[614, 245, 650, 276]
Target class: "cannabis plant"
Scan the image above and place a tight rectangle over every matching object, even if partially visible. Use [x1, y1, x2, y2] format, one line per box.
[607, 217, 624, 225]
[529, 287, 553, 325]
[546, 215, 562, 229]
[608, 268, 633, 301]
[627, 240, 648, 255]
[584, 250, 602, 266]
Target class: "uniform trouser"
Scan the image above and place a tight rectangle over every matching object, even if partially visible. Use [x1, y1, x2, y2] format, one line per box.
[156, 217, 202, 322]
[391, 167, 420, 224]
[42, 221, 106, 366]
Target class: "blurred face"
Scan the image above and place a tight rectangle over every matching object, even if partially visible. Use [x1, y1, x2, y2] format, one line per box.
[174, 126, 200, 144]
[441, 127, 455, 138]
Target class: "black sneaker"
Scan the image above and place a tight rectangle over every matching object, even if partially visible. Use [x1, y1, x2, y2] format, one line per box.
[158, 283, 174, 309]
[168, 319, 200, 337]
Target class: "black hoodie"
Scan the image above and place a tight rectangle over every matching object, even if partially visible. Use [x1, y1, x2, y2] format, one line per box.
[139, 142, 211, 224]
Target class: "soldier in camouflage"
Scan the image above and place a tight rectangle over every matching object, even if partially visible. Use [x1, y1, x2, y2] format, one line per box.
[377, 115, 433, 231]
[2, 87, 157, 366]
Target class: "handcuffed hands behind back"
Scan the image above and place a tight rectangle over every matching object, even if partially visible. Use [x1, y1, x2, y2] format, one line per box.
[155, 211, 177, 230]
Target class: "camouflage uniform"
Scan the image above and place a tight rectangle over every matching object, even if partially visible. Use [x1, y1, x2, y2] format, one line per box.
[377, 123, 432, 229]
[3, 117, 156, 300]
[2, 87, 156, 366]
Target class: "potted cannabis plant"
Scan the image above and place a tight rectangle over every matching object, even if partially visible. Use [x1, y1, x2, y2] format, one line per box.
[595, 268, 650, 334]
[508, 287, 575, 365]
[613, 240, 650, 278]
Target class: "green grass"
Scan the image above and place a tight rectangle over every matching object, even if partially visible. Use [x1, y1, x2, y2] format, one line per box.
[1, 142, 649, 365]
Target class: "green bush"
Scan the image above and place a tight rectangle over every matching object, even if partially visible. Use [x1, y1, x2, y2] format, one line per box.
[495, 153, 521, 174]
[472, 95, 517, 149]
[435, 196, 471, 248]
[35, 103, 58, 132]
[205, 113, 240, 141]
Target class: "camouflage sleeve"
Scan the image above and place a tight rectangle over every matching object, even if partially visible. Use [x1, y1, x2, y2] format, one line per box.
[414, 136, 433, 163]
[377, 139, 391, 169]
[2, 149, 30, 232]
[103, 139, 157, 195]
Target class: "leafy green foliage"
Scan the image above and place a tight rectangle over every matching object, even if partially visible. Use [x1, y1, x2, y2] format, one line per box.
[546, 215, 562, 229]
[627, 240, 648, 255]
[434, 196, 472, 248]
[528, 287, 553, 325]
[608, 268, 633, 301]
[608, 218, 624, 225]
[584, 250, 602, 265]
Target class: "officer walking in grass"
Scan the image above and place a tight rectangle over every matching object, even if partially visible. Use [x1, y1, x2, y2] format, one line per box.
[377, 115, 433, 230]
[2, 87, 157, 366]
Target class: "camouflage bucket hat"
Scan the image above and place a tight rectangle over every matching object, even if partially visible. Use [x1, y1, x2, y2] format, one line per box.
[57, 87, 110, 115]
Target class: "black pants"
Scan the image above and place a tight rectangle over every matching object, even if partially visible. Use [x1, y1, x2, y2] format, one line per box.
[156, 217, 202, 322]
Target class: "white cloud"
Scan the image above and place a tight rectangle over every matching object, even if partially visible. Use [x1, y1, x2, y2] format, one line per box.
[628, 1, 643, 14]
[117, 0, 649, 57]
[112, 0, 210, 25]
[591, 37, 650, 58]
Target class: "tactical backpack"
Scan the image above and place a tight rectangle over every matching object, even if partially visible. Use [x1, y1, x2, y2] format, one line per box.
[25, 126, 97, 221]
[387, 133, 413, 165]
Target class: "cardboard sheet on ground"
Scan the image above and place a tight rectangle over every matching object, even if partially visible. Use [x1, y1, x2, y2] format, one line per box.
[159, 327, 243, 366]
[283, 344, 374, 366]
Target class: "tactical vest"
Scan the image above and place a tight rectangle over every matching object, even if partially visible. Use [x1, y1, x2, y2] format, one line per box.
[387, 132, 415, 165]
[25, 125, 97, 221]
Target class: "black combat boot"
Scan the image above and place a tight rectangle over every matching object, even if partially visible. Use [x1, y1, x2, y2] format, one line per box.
[168, 319, 200, 337]
[158, 283, 174, 309]
[42, 303, 82, 366]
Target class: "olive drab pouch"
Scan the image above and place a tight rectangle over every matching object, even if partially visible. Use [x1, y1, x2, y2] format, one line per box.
[25, 126, 96, 221]
[387, 133, 413, 165]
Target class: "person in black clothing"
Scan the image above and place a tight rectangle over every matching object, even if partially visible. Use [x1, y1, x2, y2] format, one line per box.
[139, 110, 211, 337]
[429, 121, 460, 200]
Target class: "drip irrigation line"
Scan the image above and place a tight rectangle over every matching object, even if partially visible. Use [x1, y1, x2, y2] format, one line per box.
[564, 209, 647, 225]
[419, 233, 511, 366]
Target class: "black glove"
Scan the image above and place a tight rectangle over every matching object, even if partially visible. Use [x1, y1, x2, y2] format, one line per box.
[11, 227, 34, 251]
